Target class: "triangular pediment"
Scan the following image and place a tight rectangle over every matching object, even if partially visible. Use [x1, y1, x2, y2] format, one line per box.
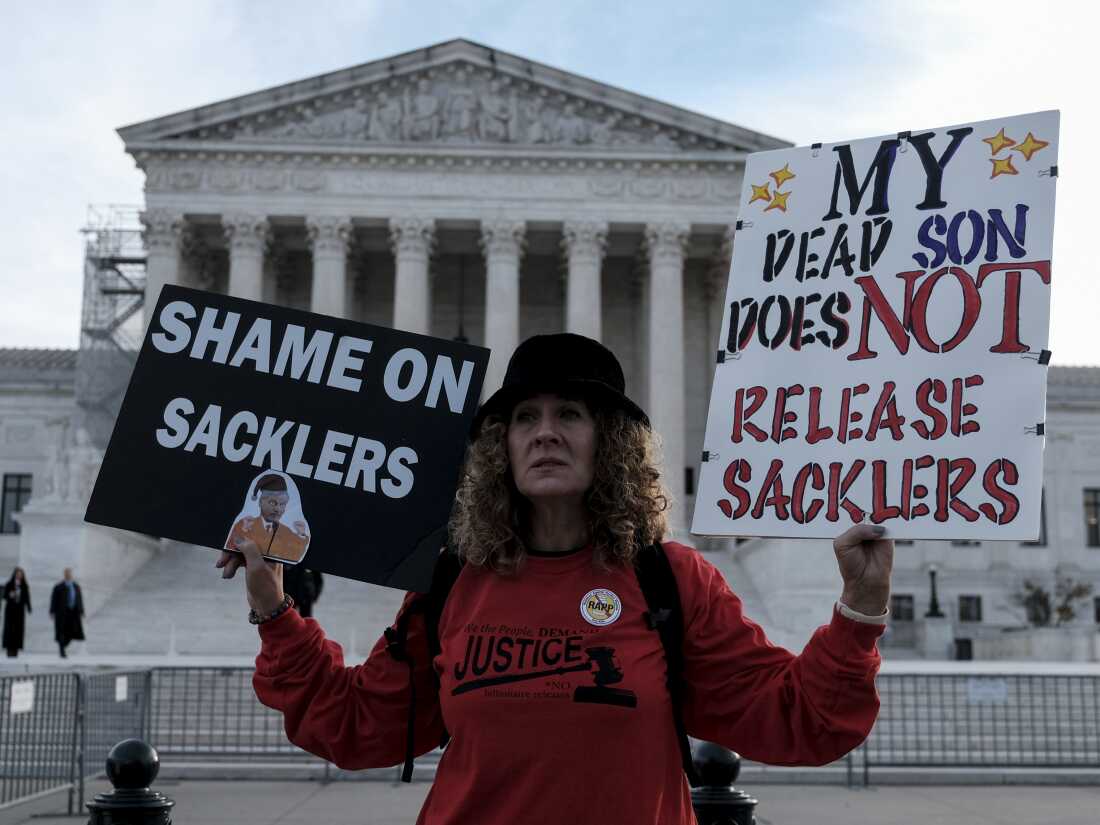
[118, 39, 788, 156]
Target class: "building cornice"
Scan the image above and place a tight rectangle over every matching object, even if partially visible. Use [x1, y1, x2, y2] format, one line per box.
[1047, 366, 1100, 410]
[126, 142, 746, 171]
[117, 39, 789, 155]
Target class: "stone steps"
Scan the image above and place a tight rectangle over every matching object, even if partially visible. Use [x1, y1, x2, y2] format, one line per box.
[22, 541, 404, 657]
[19, 541, 785, 657]
[700, 543, 802, 649]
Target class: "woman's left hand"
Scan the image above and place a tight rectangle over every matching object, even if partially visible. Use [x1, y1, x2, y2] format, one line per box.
[833, 524, 894, 616]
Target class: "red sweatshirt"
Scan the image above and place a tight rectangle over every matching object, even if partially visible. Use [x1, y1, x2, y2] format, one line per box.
[254, 541, 883, 824]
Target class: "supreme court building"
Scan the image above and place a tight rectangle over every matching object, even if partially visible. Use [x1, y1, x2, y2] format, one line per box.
[4, 39, 1100, 657]
[118, 38, 786, 531]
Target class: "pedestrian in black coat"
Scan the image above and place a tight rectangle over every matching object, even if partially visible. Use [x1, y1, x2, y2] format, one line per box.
[49, 568, 84, 658]
[282, 566, 324, 618]
[2, 567, 31, 657]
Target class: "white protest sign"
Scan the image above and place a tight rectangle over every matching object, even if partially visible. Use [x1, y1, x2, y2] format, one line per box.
[10, 680, 34, 715]
[694, 111, 1058, 540]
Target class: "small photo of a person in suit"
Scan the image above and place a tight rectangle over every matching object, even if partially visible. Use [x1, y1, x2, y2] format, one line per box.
[225, 472, 311, 564]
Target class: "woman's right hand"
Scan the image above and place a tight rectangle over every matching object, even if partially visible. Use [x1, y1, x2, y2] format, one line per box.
[216, 539, 284, 615]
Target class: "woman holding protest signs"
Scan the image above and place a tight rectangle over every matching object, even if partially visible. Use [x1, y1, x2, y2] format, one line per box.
[219, 333, 892, 825]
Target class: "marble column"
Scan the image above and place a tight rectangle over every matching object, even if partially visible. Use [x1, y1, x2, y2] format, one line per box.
[306, 215, 352, 318]
[139, 208, 187, 330]
[644, 221, 690, 532]
[561, 220, 607, 340]
[223, 213, 271, 301]
[389, 217, 436, 334]
[480, 219, 526, 394]
[707, 225, 736, 370]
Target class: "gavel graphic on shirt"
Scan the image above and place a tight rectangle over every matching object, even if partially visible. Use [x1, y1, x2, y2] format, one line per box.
[452, 646, 637, 708]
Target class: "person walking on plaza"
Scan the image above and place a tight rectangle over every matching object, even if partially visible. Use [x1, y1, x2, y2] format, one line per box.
[2, 567, 31, 657]
[282, 566, 323, 619]
[49, 568, 85, 658]
[218, 333, 894, 825]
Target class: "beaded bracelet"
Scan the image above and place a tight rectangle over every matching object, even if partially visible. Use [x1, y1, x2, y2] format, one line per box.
[249, 593, 295, 625]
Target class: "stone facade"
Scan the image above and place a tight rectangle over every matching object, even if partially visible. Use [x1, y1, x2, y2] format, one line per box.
[116, 38, 783, 527]
[0, 349, 161, 628]
[0, 349, 78, 573]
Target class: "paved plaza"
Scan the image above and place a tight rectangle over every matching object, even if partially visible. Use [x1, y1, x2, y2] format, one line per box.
[4, 779, 1100, 825]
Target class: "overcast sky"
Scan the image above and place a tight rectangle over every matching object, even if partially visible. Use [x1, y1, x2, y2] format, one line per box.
[2, 0, 1096, 365]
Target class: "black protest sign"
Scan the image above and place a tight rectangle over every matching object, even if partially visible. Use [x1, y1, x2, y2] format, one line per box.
[85, 285, 489, 592]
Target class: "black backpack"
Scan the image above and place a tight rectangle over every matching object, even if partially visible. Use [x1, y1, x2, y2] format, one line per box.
[384, 542, 702, 786]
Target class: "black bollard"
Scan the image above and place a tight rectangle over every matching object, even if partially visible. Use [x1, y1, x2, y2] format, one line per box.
[690, 741, 758, 825]
[86, 739, 175, 825]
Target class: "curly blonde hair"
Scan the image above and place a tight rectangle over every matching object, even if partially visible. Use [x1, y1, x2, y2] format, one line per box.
[449, 405, 669, 573]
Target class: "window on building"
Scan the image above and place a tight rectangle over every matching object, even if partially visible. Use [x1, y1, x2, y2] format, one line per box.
[890, 594, 915, 621]
[1, 474, 33, 534]
[1086, 489, 1100, 547]
[958, 594, 983, 622]
[1023, 489, 1048, 546]
[1094, 597, 1100, 624]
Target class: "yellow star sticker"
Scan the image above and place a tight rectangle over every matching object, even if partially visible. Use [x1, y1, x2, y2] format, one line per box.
[983, 128, 1016, 155]
[765, 189, 791, 212]
[1013, 132, 1049, 161]
[769, 164, 795, 188]
[749, 182, 771, 204]
[990, 156, 1019, 178]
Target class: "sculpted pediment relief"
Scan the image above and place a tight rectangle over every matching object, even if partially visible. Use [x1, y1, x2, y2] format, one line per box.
[166, 63, 735, 152]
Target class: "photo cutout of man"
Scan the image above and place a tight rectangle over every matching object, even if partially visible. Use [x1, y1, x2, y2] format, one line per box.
[225, 472, 311, 564]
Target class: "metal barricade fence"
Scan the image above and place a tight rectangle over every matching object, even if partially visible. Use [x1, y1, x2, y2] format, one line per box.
[145, 667, 1100, 781]
[5, 666, 1100, 806]
[149, 667, 318, 761]
[0, 672, 79, 810]
[76, 670, 152, 808]
[0, 670, 151, 813]
[861, 672, 1100, 782]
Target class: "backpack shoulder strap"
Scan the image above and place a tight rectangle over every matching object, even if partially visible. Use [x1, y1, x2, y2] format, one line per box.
[383, 546, 465, 783]
[384, 546, 465, 662]
[634, 541, 703, 788]
[423, 548, 465, 659]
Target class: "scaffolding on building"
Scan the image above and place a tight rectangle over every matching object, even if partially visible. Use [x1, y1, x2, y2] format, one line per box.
[77, 205, 147, 448]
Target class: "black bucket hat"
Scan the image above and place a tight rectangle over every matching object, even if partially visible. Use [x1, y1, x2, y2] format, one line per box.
[471, 333, 649, 437]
